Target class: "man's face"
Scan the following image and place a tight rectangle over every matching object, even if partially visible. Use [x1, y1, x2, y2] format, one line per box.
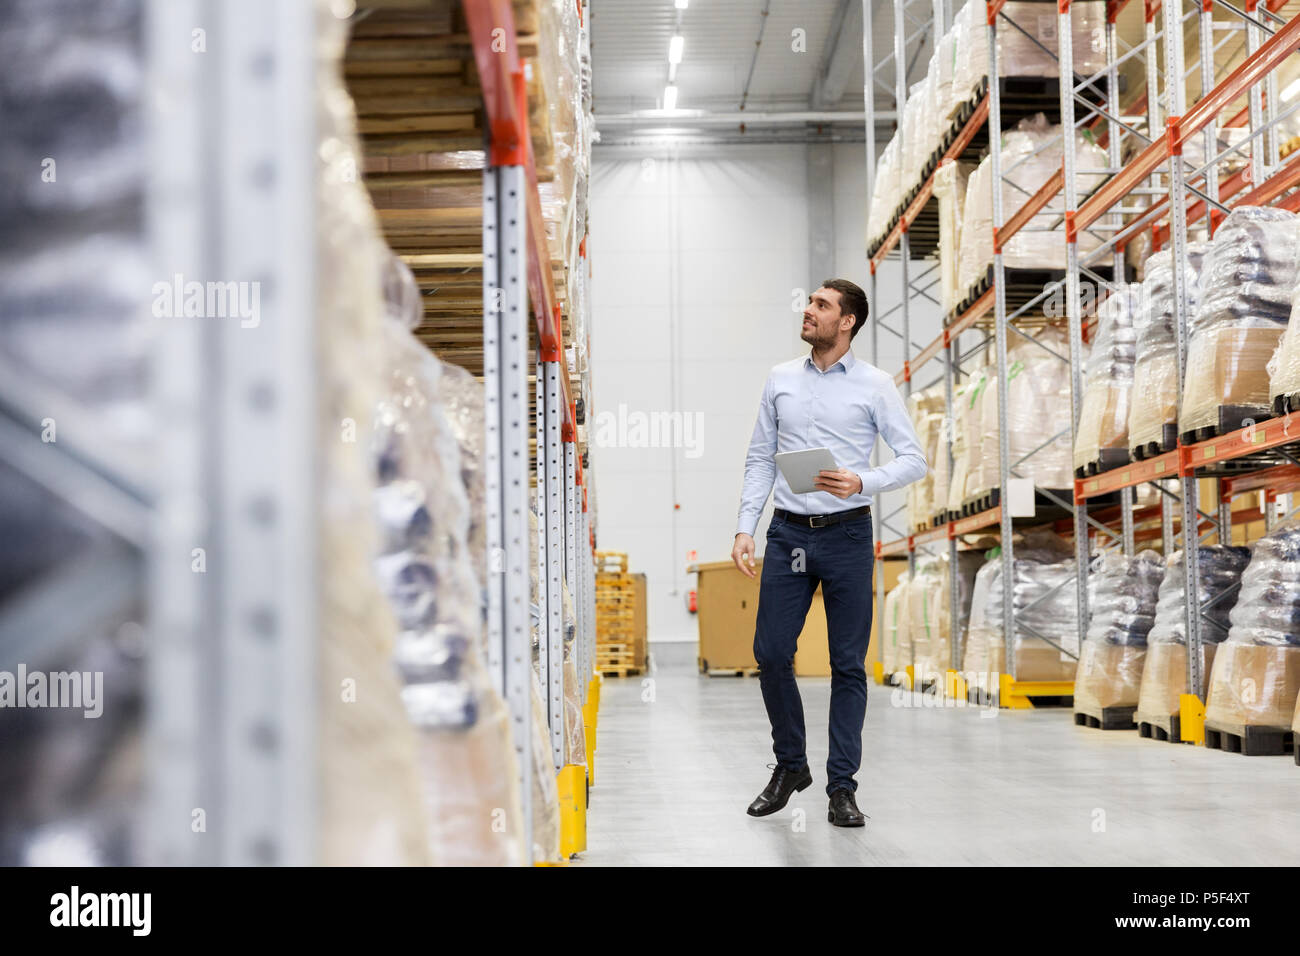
[801, 287, 851, 348]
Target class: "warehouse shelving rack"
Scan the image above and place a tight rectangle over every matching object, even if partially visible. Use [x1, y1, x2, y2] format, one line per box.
[867, 0, 1300, 719]
[466, 0, 596, 857]
[864, 0, 1142, 700]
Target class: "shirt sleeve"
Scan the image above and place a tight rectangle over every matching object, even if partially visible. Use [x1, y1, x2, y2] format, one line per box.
[736, 374, 778, 537]
[855, 375, 928, 498]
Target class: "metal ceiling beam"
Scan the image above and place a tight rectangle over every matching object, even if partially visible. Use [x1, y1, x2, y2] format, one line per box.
[596, 110, 879, 127]
[812, 0, 864, 108]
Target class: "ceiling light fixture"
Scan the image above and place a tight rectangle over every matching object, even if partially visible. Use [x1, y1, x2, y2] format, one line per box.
[1282, 76, 1300, 103]
[675, 0, 689, 8]
[663, 85, 678, 111]
[668, 35, 684, 64]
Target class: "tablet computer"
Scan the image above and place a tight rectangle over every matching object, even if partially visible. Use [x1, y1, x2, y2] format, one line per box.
[775, 447, 840, 494]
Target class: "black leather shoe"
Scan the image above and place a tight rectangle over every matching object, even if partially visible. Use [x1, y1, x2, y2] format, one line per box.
[827, 788, 866, 827]
[746, 763, 813, 817]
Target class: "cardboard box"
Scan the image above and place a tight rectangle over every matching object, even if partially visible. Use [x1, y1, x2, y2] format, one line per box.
[1135, 641, 1218, 722]
[1180, 324, 1285, 432]
[690, 558, 906, 676]
[986, 640, 1076, 682]
[1073, 641, 1146, 712]
[1204, 641, 1300, 730]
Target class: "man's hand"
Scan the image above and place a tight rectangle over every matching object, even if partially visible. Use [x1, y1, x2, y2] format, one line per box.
[732, 533, 757, 578]
[814, 468, 864, 499]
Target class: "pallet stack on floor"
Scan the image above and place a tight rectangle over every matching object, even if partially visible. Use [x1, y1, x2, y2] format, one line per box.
[595, 551, 645, 677]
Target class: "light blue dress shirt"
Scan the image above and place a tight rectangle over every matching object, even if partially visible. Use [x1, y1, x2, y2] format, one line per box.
[736, 349, 929, 537]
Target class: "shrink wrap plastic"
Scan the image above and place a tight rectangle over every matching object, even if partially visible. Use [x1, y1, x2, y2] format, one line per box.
[907, 560, 945, 681]
[1073, 286, 1140, 470]
[1128, 245, 1209, 452]
[912, 551, 986, 680]
[935, 160, 975, 317]
[970, 324, 1081, 496]
[950, 0, 1108, 109]
[882, 571, 913, 675]
[905, 389, 944, 527]
[946, 374, 984, 512]
[1206, 519, 1300, 729]
[958, 115, 1109, 296]
[1267, 272, 1300, 407]
[962, 533, 1080, 682]
[1135, 546, 1249, 722]
[1073, 551, 1164, 713]
[373, 255, 526, 865]
[865, 1, 1106, 249]
[1180, 207, 1300, 434]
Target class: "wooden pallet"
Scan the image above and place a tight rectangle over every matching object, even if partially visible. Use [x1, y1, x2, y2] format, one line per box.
[595, 551, 628, 572]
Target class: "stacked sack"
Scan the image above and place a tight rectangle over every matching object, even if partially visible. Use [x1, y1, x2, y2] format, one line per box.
[1128, 245, 1208, 456]
[1134, 546, 1250, 729]
[1073, 285, 1141, 474]
[969, 323, 1082, 498]
[934, 160, 976, 317]
[963, 531, 1082, 689]
[906, 389, 945, 530]
[906, 559, 946, 684]
[1267, 256, 1300, 411]
[1205, 519, 1300, 733]
[957, 115, 1108, 298]
[1179, 206, 1300, 438]
[946, 372, 985, 515]
[911, 550, 987, 682]
[1073, 550, 1165, 720]
[882, 570, 913, 677]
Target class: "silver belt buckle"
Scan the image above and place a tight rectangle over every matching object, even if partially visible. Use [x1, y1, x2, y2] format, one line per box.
[809, 514, 828, 528]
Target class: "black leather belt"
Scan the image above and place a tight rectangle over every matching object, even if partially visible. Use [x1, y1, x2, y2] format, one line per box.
[774, 505, 871, 529]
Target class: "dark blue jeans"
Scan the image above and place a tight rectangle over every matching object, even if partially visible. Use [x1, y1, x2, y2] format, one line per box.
[753, 511, 874, 796]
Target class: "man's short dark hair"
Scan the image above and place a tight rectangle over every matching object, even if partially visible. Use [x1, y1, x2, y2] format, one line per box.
[821, 278, 869, 339]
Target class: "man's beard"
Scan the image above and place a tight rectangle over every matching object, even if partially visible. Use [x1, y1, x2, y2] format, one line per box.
[800, 323, 835, 349]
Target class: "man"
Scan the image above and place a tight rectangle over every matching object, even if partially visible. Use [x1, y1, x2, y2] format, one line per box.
[733, 279, 927, 827]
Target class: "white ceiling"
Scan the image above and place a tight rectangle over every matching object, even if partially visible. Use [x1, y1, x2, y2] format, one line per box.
[590, 0, 909, 115]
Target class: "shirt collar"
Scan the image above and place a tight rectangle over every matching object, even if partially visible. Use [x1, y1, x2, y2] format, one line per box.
[805, 349, 855, 374]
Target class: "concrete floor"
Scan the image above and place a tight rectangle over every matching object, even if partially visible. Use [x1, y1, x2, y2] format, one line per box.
[578, 643, 1300, 866]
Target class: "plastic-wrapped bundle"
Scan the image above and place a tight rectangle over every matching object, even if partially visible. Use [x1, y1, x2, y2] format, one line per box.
[1128, 245, 1209, 454]
[935, 160, 974, 317]
[907, 560, 945, 682]
[1073, 550, 1164, 715]
[1205, 519, 1300, 730]
[905, 389, 943, 528]
[957, 114, 1108, 297]
[882, 571, 912, 676]
[1180, 206, 1300, 435]
[960, 557, 997, 685]
[1135, 546, 1250, 723]
[913, 550, 987, 680]
[965, 533, 1081, 682]
[946, 372, 986, 513]
[866, 133, 902, 248]
[949, 0, 1108, 108]
[1267, 259, 1300, 409]
[1073, 285, 1140, 472]
[372, 255, 526, 865]
[970, 324, 1082, 497]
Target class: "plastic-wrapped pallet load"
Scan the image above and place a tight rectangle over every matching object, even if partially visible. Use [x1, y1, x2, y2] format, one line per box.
[948, 0, 1108, 109]
[906, 389, 944, 529]
[957, 114, 1109, 299]
[1134, 546, 1250, 730]
[1267, 262, 1300, 411]
[913, 550, 987, 681]
[969, 323, 1081, 499]
[372, 256, 527, 866]
[1128, 245, 1209, 456]
[1180, 207, 1300, 439]
[882, 571, 913, 676]
[866, 133, 902, 248]
[945, 371, 986, 516]
[1073, 285, 1141, 474]
[1204, 519, 1300, 736]
[934, 160, 975, 317]
[1073, 550, 1164, 721]
[907, 559, 946, 683]
[963, 531, 1081, 686]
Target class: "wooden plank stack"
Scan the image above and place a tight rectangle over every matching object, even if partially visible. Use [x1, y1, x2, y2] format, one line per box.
[595, 551, 646, 677]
